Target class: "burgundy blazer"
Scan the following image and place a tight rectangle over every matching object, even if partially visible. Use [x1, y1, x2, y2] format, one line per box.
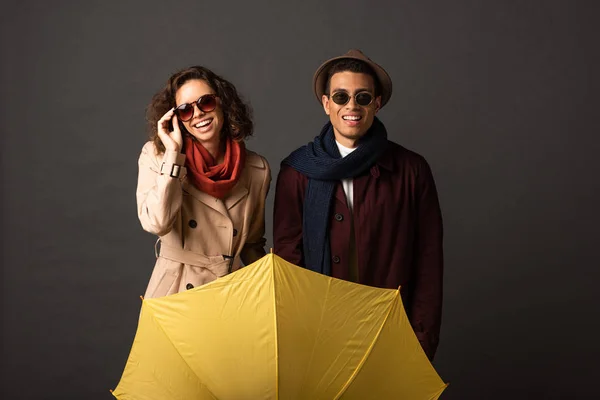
[273, 141, 444, 360]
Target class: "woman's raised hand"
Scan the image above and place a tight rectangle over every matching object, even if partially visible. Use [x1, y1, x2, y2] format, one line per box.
[157, 108, 183, 152]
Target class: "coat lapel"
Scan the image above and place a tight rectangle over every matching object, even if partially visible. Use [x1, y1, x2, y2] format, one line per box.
[224, 179, 249, 210]
[182, 177, 230, 217]
[182, 175, 249, 216]
[225, 154, 265, 209]
[335, 183, 348, 205]
[181, 151, 263, 216]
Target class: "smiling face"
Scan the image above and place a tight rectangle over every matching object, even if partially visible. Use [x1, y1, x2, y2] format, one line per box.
[322, 71, 381, 148]
[175, 79, 224, 148]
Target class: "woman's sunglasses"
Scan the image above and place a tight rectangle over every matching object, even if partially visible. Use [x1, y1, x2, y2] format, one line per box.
[174, 94, 218, 122]
[330, 91, 374, 107]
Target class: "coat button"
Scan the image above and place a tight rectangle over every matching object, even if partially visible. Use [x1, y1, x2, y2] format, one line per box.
[233, 228, 238, 237]
[188, 220, 197, 228]
[335, 213, 344, 221]
[186, 283, 194, 290]
[332, 256, 341, 264]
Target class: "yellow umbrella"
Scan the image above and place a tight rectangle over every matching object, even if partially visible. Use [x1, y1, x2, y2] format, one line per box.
[112, 253, 448, 399]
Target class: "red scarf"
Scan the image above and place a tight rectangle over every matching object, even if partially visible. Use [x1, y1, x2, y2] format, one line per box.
[184, 136, 246, 199]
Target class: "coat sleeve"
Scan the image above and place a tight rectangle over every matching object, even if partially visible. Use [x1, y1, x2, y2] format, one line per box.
[240, 157, 271, 265]
[409, 157, 444, 361]
[273, 164, 306, 267]
[136, 141, 186, 237]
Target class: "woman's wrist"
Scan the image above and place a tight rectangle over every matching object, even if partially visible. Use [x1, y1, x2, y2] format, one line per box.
[160, 151, 186, 178]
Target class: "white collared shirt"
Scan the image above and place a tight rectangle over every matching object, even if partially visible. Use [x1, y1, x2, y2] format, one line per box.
[335, 141, 358, 211]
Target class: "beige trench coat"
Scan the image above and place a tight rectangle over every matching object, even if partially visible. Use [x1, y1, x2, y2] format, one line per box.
[136, 141, 271, 298]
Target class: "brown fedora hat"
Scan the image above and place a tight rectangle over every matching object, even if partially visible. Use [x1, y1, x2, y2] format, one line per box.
[312, 49, 393, 108]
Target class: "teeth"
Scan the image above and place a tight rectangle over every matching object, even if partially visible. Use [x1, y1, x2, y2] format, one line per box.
[343, 115, 361, 121]
[195, 119, 212, 128]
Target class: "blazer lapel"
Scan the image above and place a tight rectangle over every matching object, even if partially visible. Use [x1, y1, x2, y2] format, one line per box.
[335, 182, 348, 205]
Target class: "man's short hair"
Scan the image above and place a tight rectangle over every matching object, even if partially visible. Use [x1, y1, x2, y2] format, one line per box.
[324, 59, 382, 97]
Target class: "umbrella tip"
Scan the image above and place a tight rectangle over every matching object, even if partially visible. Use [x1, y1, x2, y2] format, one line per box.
[109, 389, 113, 393]
[140, 295, 144, 301]
[270, 247, 273, 254]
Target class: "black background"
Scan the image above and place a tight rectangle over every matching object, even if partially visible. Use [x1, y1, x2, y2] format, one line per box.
[1, 1, 598, 398]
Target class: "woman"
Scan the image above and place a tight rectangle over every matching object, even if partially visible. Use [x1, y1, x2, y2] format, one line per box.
[137, 66, 271, 299]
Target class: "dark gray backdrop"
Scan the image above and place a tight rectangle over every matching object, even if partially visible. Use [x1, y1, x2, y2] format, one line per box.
[1, 1, 598, 399]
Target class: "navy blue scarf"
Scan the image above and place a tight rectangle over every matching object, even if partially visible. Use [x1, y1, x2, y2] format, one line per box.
[282, 117, 388, 275]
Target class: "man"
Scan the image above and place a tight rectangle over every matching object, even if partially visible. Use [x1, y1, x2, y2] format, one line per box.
[273, 49, 443, 360]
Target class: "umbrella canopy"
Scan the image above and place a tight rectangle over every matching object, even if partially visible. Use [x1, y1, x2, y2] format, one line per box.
[112, 253, 448, 399]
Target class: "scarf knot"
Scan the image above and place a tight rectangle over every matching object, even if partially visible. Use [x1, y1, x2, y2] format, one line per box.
[184, 136, 246, 199]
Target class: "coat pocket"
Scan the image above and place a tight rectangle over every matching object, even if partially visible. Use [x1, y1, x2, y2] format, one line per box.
[145, 258, 181, 299]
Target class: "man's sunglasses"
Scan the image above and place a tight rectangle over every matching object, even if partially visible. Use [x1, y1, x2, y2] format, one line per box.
[174, 94, 218, 122]
[329, 91, 374, 107]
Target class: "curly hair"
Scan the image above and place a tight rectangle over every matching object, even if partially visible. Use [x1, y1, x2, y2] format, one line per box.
[146, 66, 254, 153]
